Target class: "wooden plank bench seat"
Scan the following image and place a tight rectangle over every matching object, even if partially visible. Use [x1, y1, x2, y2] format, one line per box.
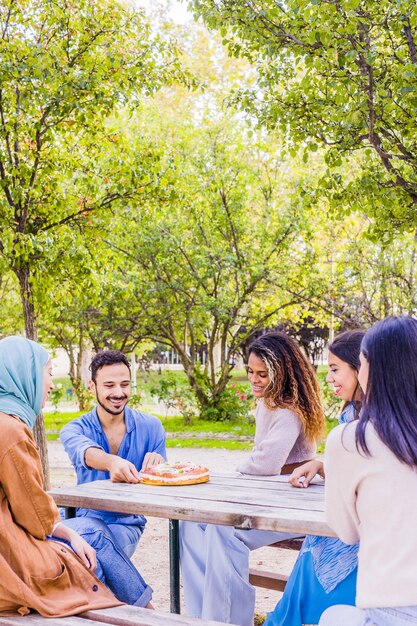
[249, 537, 304, 592]
[0, 605, 238, 626]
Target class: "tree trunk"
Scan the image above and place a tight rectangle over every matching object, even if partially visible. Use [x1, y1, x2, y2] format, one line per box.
[16, 265, 38, 342]
[182, 363, 208, 408]
[33, 416, 50, 490]
[15, 264, 50, 489]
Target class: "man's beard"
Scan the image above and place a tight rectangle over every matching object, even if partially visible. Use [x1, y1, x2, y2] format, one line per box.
[96, 394, 129, 416]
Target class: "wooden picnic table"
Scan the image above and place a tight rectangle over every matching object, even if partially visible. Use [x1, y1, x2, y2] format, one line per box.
[49, 472, 335, 613]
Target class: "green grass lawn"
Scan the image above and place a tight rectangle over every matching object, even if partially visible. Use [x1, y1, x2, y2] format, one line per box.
[51, 369, 252, 404]
[43, 409, 256, 448]
[167, 439, 252, 450]
[44, 407, 338, 452]
[47, 366, 340, 450]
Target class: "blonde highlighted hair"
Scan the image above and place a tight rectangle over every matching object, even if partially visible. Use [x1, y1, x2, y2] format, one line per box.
[248, 331, 325, 441]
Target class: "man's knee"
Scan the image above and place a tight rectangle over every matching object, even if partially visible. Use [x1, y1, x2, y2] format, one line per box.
[64, 516, 113, 543]
[107, 523, 142, 558]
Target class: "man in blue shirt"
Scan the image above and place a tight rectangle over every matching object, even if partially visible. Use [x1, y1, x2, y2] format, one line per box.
[60, 350, 167, 561]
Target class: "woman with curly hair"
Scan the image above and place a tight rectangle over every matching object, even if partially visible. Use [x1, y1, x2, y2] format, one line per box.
[180, 331, 325, 626]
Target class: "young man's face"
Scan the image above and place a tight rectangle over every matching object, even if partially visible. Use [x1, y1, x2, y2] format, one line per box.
[90, 363, 131, 416]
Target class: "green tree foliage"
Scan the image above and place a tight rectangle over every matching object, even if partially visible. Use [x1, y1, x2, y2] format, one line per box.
[187, 0, 417, 227]
[284, 210, 417, 330]
[101, 113, 316, 419]
[36, 234, 140, 409]
[0, 0, 183, 337]
[0, 267, 23, 335]
[0, 0, 185, 482]
[328, 226, 417, 326]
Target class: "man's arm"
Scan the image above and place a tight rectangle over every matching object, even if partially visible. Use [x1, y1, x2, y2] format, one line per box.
[84, 447, 142, 483]
[61, 418, 141, 482]
[147, 419, 167, 461]
[60, 418, 105, 470]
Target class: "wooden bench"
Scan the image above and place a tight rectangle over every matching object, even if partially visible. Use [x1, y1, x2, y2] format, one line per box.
[249, 537, 304, 592]
[0, 605, 238, 626]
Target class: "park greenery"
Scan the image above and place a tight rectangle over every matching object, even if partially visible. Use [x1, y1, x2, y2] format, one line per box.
[43, 368, 337, 453]
[189, 0, 417, 228]
[1, 0, 417, 482]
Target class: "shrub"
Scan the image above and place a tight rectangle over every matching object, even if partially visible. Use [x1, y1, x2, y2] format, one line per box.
[129, 391, 143, 410]
[200, 382, 254, 423]
[49, 383, 65, 411]
[74, 385, 95, 412]
[150, 373, 197, 425]
[316, 369, 342, 421]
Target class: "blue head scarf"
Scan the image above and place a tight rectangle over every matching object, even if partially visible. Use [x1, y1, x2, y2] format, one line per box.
[0, 336, 49, 429]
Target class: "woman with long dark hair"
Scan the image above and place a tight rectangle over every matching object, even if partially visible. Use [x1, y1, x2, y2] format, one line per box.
[180, 331, 325, 626]
[265, 330, 364, 626]
[320, 317, 417, 625]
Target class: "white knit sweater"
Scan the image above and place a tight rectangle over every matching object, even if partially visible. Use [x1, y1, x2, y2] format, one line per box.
[325, 421, 417, 608]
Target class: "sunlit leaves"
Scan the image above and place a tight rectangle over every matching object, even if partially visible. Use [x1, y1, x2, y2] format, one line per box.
[0, 0, 187, 336]
[188, 0, 417, 228]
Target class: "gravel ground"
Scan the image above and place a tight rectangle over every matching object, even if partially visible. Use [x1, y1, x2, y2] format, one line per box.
[48, 441, 298, 623]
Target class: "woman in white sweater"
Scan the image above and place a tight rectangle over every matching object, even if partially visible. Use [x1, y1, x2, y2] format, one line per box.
[180, 331, 325, 626]
[320, 316, 417, 626]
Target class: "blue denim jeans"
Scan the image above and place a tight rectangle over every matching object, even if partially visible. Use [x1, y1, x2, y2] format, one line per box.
[64, 511, 144, 559]
[102, 520, 142, 559]
[180, 521, 302, 626]
[320, 604, 417, 625]
[62, 516, 152, 607]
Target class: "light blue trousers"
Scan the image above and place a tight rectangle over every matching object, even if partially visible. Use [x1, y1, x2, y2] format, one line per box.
[320, 604, 417, 625]
[180, 521, 300, 626]
[63, 517, 151, 606]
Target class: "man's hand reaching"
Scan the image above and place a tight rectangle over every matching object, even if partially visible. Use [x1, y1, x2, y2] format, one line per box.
[108, 456, 141, 483]
[141, 452, 165, 472]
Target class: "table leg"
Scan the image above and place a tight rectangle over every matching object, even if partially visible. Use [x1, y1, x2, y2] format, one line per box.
[169, 519, 180, 613]
[63, 507, 76, 519]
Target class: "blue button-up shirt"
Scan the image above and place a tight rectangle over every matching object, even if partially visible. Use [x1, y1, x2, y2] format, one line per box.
[60, 406, 167, 528]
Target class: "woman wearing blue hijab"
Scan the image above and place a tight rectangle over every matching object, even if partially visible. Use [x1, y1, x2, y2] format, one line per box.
[0, 336, 51, 429]
[0, 337, 151, 617]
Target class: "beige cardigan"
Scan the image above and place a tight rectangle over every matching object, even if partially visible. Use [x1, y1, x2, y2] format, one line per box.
[325, 420, 417, 608]
[237, 398, 315, 475]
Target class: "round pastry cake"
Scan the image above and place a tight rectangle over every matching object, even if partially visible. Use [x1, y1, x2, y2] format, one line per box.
[140, 461, 210, 486]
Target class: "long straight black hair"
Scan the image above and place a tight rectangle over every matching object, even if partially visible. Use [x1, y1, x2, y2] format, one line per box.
[357, 316, 417, 466]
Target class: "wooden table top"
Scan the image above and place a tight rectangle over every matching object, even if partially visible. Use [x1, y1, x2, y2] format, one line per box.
[49, 472, 335, 537]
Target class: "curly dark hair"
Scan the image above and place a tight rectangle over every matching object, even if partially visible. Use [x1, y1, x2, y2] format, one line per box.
[248, 331, 325, 441]
[90, 350, 130, 382]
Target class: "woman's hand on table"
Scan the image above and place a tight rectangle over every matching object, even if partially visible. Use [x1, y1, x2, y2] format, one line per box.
[288, 459, 325, 488]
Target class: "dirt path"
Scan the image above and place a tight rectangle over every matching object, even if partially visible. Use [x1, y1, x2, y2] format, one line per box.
[48, 442, 297, 622]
